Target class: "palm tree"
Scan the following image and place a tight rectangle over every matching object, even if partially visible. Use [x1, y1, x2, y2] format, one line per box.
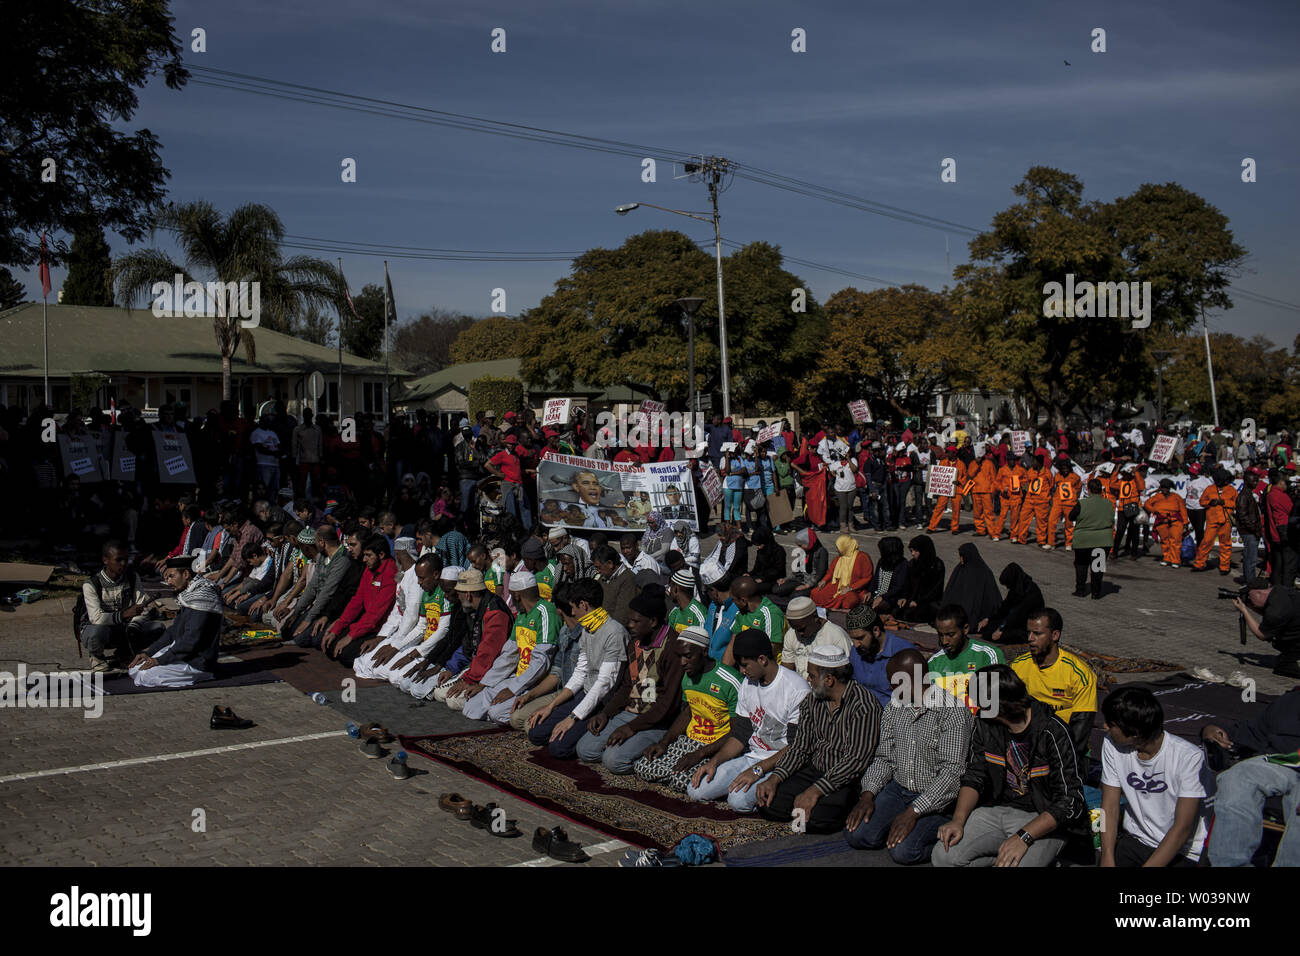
[112, 201, 343, 400]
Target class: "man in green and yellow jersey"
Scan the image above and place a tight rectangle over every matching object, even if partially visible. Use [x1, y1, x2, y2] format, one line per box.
[927, 603, 1005, 712]
[522, 538, 557, 601]
[464, 570, 559, 724]
[730, 574, 785, 662]
[634, 625, 741, 792]
[668, 569, 707, 634]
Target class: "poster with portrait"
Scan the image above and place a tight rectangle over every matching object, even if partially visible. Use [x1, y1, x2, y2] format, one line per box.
[536, 452, 698, 532]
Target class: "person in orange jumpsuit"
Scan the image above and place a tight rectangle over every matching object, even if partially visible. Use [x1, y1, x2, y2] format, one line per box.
[1015, 456, 1053, 545]
[1143, 477, 1189, 567]
[994, 453, 1028, 542]
[927, 446, 965, 534]
[1044, 456, 1083, 549]
[1094, 462, 1118, 503]
[1192, 467, 1238, 574]
[969, 446, 998, 537]
[1111, 463, 1146, 560]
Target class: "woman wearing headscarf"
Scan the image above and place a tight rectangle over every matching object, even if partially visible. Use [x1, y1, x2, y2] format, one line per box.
[985, 562, 1045, 643]
[749, 526, 786, 595]
[810, 534, 874, 610]
[672, 520, 700, 569]
[772, 527, 827, 598]
[640, 511, 672, 569]
[866, 535, 910, 615]
[940, 542, 1001, 636]
[895, 534, 945, 625]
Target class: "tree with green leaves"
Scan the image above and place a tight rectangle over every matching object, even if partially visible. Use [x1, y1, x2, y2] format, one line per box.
[1162, 330, 1296, 428]
[391, 309, 477, 375]
[0, 268, 25, 310]
[61, 221, 114, 306]
[1, 0, 188, 268]
[450, 316, 524, 364]
[799, 285, 969, 422]
[520, 230, 821, 409]
[953, 167, 1246, 429]
[112, 201, 343, 399]
[343, 284, 387, 360]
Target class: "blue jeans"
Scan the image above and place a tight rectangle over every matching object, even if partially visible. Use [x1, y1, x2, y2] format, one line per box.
[459, 478, 478, 516]
[1208, 756, 1300, 867]
[1240, 533, 1259, 584]
[859, 484, 887, 528]
[723, 488, 743, 522]
[527, 690, 589, 759]
[845, 780, 950, 864]
[685, 752, 770, 811]
[501, 480, 532, 529]
[575, 711, 665, 773]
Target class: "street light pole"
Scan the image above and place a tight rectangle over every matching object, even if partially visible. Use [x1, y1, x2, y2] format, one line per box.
[674, 297, 705, 418]
[1150, 349, 1174, 425]
[706, 171, 730, 419]
[1201, 302, 1219, 427]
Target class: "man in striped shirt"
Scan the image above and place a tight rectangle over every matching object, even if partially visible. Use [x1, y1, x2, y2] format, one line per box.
[846, 648, 973, 863]
[757, 645, 882, 833]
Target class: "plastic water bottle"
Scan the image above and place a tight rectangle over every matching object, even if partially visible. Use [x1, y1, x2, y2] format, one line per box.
[310, 692, 328, 705]
[346, 722, 360, 738]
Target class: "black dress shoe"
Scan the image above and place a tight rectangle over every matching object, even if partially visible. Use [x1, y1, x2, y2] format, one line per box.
[531, 826, 588, 862]
[210, 706, 254, 730]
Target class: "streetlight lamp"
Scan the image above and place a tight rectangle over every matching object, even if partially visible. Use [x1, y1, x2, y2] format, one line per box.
[616, 201, 731, 417]
[674, 296, 705, 415]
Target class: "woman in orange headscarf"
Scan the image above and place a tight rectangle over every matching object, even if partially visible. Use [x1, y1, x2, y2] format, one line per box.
[810, 534, 874, 610]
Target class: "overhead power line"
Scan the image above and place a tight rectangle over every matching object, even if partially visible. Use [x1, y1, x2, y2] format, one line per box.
[182, 64, 1300, 315]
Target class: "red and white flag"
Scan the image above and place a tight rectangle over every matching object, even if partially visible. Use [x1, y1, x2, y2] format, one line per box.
[39, 232, 52, 299]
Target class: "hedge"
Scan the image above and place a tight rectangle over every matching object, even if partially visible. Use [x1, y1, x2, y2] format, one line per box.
[468, 376, 524, 422]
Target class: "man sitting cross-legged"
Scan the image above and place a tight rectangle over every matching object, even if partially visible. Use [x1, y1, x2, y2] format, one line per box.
[128, 556, 223, 689]
[576, 587, 684, 773]
[844, 648, 973, 863]
[633, 625, 742, 793]
[932, 664, 1086, 868]
[755, 645, 882, 833]
[462, 571, 560, 723]
[687, 630, 811, 812]
[320, 534, 398, 667]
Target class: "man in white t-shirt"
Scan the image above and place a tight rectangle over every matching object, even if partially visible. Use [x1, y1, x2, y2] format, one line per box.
[250, 414, 282, 492]
[1184, 466, 1213, 542]
[686, 629, 811, 812]
[1099, 686, 1214, 867]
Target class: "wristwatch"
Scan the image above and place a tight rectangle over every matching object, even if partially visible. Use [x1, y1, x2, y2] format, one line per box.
[1016, 828, 1035, 847]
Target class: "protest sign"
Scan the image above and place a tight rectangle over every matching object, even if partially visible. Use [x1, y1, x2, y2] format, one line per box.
[848, 399, 872, 424]
[109, 432, 137, 481]
[755, 422, 781, 444]
[542, 398, 571, 427]
[1011, 430, 1030, 456]
[927, 464, 958, 497]
[153, 432, 196, 484]
[537, 451, 697, 531]
[1150, 435, 1177, 464]
[57, 435, 104, 482]
[699, 462, 723, 508]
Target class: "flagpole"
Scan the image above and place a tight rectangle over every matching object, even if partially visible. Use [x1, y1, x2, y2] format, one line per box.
[336, 258, 345, 419]
[39, 232, 51, 405]
[382, 260, 391, 426]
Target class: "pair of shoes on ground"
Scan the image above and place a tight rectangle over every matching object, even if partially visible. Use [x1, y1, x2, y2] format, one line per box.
[210, 705, 254, 730]
[1190, 666, 1252, 688]
[359, 734, 411, 779]
[437, 793, 525, 839]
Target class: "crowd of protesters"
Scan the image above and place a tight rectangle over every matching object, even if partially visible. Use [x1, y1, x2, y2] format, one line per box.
[0, 397, 1296, 865]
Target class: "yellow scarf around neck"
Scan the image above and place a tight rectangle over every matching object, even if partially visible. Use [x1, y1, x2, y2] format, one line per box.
[579, 607, 609, 632]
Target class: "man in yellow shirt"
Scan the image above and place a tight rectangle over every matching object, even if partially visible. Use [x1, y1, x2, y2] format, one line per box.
[1011, 608, 1096, 759]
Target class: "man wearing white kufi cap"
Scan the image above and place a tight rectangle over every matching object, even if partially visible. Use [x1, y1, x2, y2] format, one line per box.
[754, 643, 882, 833]
[462, 570, 560, 723]
[394, 564, 464, 697]
[354, 552, 445, 681]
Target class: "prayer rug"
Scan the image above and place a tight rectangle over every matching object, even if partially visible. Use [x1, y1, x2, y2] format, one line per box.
[400, 729, 791, 851]
[232, 644, 387, 695]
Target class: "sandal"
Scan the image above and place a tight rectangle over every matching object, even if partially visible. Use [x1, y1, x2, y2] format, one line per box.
[438, 792, 472, 815]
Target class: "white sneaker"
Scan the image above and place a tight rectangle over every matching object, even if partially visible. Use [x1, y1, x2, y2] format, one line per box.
[1190, 666, 1226, 684]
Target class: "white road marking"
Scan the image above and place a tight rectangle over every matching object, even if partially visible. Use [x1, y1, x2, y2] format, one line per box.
[0, 731, 343, 784]
[512, 838, 628, 867]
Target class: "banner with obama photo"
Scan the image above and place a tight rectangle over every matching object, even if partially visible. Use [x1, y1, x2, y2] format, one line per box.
[536, 452, 698, 532]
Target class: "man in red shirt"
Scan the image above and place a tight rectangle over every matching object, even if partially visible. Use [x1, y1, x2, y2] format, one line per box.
[322, 534, 397, 666]
[486, 435, 531, 529]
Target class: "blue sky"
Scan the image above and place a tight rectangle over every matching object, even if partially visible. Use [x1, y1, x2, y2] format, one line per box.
[20, 0, 1300, 344]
